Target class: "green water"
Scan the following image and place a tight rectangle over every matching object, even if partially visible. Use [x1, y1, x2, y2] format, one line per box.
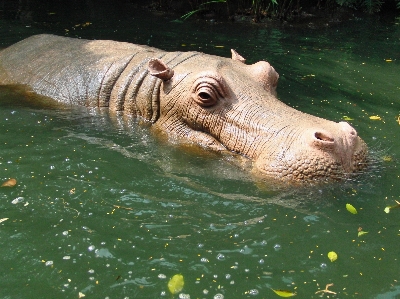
[1, 4, 400, 298]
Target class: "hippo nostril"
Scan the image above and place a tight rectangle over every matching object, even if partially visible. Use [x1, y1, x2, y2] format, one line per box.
[314, 132, 334, 143]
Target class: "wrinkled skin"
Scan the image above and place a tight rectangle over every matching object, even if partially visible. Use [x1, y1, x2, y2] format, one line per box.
[0, 34, 368, 182]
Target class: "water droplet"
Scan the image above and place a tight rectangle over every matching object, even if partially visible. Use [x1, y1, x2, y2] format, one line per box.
[274, 244, 281, 251]
[203, 289, 209, 295]
[62, 231, 69, 236]
[88, 245, 95, 251]
[259, 259, 265, 264]
[88, 269, 95, 274]
[160, 291, 166, 296]
[158, 274, 166, 279]
[225, 274, 231, 279]
[200, 257, 209, 263]
[179, 294, 190, 299]
[245, 269, 250, 273]
[197, 243, 204, 248]
[261, 240, 267, 245]
[213, 274, 218, 279]
[214, 294, 224, 299]
[320, 263, 327, 268]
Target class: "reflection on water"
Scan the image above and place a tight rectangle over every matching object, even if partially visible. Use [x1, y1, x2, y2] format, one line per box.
[1, 2, 400, 298]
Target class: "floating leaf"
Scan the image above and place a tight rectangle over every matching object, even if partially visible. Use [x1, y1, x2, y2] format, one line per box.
[1, 178, 17, 187]
[384, 200, 400, 213]
[382, 156, 392, 162]
[168, 274, 184, 294]
[385, 59, 392, 62]
[342, 116, 354, 121]
[0, 218, 9, 223]
[369, 115, 381, 120]
[78, 292, 85, 298]
[328, 251, 338, 262]
[271, 289, 297, 297]
[346, 203, 358, 214]
[358, 231, 368, 237]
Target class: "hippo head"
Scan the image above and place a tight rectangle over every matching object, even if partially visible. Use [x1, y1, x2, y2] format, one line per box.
[148, 50, 368, 182]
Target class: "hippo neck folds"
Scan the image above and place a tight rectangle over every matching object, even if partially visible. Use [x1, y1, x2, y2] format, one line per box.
[0, 34, 368, 182]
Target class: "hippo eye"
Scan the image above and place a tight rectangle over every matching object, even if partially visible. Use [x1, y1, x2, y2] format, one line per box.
[194, 85, 218, 107]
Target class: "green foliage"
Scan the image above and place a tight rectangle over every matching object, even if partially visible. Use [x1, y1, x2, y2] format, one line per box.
[336, 0, 384, 13]
[175, 0, 227, 21]
[177, 0, 399, 22]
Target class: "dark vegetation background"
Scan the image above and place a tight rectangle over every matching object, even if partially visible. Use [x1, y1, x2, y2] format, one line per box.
[0, 0, 399, 26]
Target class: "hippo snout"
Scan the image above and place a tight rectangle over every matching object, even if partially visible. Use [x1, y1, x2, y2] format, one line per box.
[255, 121, 368, 182]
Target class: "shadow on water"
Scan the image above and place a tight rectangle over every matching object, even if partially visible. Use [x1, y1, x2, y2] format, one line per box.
[0, 1, 400, 298]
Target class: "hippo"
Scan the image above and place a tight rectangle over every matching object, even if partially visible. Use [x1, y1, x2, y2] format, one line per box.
[0, 34, 368, 182]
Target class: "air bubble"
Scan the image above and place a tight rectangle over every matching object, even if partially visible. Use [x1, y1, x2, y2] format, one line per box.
[320, 263, 327, 268]
[45, 261, 53, 266]
[216, 253, 225, 260]
[214, 293, 224, 299]
[274, 244, 281, 251]
[249, 289, 259, 295]
[88, 245, 95, 251]
[259, 259, 265, 264]
[179, 294, 190, 299]
[225, 274, 231, 279]
[62, 231, 69, 236]
[200, 257, 209, 263]
[158, 274, 166, 279]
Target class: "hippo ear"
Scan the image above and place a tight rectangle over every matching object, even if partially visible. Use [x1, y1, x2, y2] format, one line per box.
[148, 58, 174, 81]
[231, 49, 246, 63]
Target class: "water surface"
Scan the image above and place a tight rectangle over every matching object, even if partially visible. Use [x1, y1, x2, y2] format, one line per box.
[0, 3, 399, 298]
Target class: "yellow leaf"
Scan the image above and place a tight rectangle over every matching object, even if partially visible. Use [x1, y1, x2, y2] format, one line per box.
[382, 156, 392, 162]
[385, 59, 392, 62]
[168, 274, 184, 294]
[358, 231, 368, 237]
[215, 45, 225, 48]
[369, 115, 381, 120]
[384, 207, 391, 213]
[328, 251, 338, 262]
[1, 178, 17, 187]
[271, 289, 297, 297]
[346, 203, 358, 214]
[342, 116, 354, 121]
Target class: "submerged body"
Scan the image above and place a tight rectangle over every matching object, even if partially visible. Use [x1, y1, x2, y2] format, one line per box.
[0, 34, 367, 182]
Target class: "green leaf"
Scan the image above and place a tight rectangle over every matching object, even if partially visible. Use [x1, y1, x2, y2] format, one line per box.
[328, 251, 338, 262]
[271, 289, 297, 297]
[346, 203, 358, 214]
[358, 231, 368, 237]
[168, 274, 184, 294]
